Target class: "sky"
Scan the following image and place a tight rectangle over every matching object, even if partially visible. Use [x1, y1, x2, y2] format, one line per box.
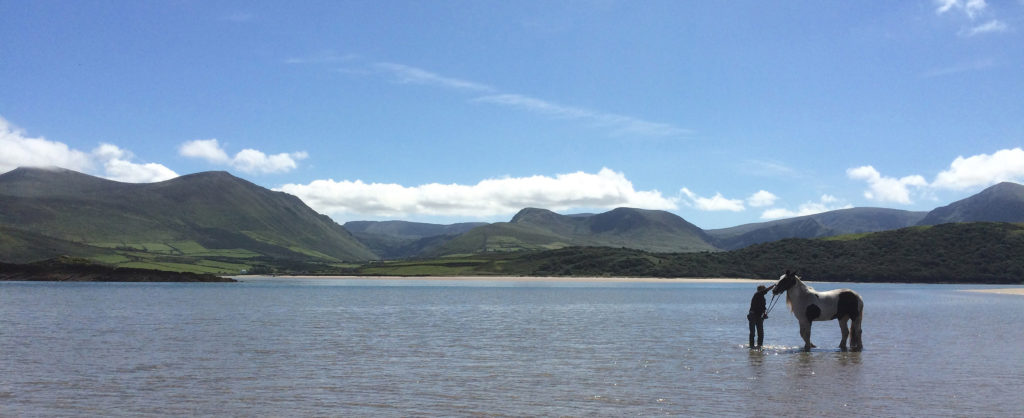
[2, 1, 1023, 229]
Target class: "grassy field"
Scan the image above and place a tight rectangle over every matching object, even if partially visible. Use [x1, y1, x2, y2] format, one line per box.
[356, 257, 509, 276]
[79, 240, 260, 274]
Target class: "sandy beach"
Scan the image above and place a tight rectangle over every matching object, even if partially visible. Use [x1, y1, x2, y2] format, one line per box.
[236, 275, 769, 284]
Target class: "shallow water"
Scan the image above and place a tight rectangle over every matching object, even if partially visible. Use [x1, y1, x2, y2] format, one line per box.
[1, 278, 1022, 416]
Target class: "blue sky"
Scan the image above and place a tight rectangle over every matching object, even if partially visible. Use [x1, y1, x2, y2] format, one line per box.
[2, 1, 1022, 229]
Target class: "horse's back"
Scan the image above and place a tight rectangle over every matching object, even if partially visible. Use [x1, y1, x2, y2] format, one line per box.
[809, 288, 863, 321]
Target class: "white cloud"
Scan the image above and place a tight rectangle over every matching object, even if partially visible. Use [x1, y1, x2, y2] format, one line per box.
[747, 190, 779, 207]
[277, 167, 677, 219]
[742, 159, 797, 177]
[179, 138, 307, 174]
[960, 19, 1009, 36]
[233, 149, 309, 174]
[931, 148, 1024, 190]
[356, 61, 690, 138]
[848, 148, 1024, 202]
[680, 188, 745, 212]
[935, 0, 1010, 36]
[1, 116, 94, 173]
[935, 0, 988, 19]
[678, 189, 778, 212]
[179, 138, 231, 163]
[475, 94, 690, 138]
[760, 195, 852, 220]
[0, 116, 177, 182]
[922, 58, 995, 77]
[847, 165, 928, 204]
[936, 0, 960, 14]
[94, 143, 178, 183]
[375, 62, 495, 92]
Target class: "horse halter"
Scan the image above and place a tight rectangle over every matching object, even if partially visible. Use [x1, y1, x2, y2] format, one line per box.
[773, 271, 798, 295]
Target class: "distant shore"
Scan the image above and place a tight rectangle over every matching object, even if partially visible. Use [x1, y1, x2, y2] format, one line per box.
[230, 275, 1024, 289]
[961, 288, 1024, 296]
[232, 275, 768, 283]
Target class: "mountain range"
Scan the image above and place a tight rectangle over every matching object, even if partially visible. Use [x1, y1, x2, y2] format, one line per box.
[2, 166, 1023, 273]
[413, 207, 718, 255]
[0, 167, 375, 272]
[353, 181, 1024, 256]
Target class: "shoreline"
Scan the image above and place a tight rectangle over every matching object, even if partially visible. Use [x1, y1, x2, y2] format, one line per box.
[228, 275, 1024, 289]
[961, 288, 1024, 296]
[231, 275, 769, 284]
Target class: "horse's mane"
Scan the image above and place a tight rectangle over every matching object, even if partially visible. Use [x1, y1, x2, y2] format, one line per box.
[785, 275, 811, 312]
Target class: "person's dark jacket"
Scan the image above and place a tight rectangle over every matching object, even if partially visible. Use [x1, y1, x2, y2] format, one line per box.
[748, 287, 771, 320]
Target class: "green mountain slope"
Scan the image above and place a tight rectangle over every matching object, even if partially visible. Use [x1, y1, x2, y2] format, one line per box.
[427, 207, 718, 256]
[344, 220, 487, 259]
[706, 207, 927, 250]
[919, 182, 1024, 225]
[0, 167, 377, 270]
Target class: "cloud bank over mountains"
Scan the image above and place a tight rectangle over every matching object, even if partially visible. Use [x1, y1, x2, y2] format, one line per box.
[179, 139, 308, 175]
[277, 168, 677, 219]
[3, 114, 1024, 224]
[847, 148, 1024, 205]
[0, 117, 307, 183]
[0, 117, 177, 183]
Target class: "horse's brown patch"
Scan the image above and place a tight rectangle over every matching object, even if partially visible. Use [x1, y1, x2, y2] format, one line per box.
[805, 303, 821, 320]
[837, 291, 861, 320]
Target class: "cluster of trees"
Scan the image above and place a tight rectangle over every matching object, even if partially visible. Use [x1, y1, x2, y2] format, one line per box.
[513, 223, 1024, 284]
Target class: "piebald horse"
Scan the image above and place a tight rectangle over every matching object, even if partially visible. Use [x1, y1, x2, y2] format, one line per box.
[773, 270, 864, 351]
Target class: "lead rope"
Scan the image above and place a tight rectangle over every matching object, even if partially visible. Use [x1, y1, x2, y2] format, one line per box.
[765, 291, 782, 317]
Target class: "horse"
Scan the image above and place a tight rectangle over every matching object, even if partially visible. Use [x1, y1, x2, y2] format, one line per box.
[773, 270, 864, 351]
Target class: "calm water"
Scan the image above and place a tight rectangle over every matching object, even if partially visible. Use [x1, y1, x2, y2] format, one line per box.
[1, 278, 1022, 416]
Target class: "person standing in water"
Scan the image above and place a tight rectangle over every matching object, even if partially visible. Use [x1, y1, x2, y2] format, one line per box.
[748, 283, 775, 348]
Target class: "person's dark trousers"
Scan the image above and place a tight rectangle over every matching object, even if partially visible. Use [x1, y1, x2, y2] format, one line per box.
[748, 316, 764, 347]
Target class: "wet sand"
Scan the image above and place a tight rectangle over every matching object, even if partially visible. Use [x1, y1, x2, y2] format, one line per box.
[236, 275, 767, 284]
[961, 288, 1024, 296]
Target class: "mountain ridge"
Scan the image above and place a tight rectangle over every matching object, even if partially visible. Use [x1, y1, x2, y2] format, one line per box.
[918, 182, 1024, 225]
[3, 166, 1024, 271]
[0, 167, 377, 269]
[423, 207, 719, 256]
[347, 181, 1024, 258]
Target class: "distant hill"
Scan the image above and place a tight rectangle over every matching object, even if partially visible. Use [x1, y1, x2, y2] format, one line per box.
[707, 208, 927, 250]
[338, 181, 1024, 257]
[425, 207, 718, 256]
[919, 182, 1024, 225]
[344, 220, 487, 259]
[497, 222, 1024, 284]
[0, 167, 377, 271]
[0, 256, 236, 282]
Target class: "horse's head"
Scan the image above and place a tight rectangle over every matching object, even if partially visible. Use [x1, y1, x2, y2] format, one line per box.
[774, 270, 799, 295]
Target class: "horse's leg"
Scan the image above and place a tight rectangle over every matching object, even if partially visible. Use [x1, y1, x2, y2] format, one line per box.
[799, 320, 815, 350]
[851, 313, 863, 350]
[838, 317, 850, 351]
